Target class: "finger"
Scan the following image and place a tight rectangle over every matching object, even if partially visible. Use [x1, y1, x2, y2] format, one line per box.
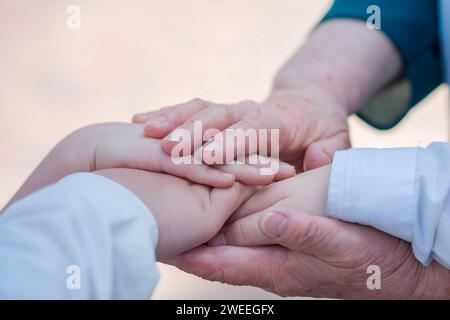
[210, 182, 257, 219]
[132, 111, 155, 124]
[273, 162, 297, 181]
[160, 102, 251, 156]
[171, 245, 286, 289]
[220, 208, 354, 257]
[132, 105, 179, 123]
[227, 177, 292, 222]
[143, 98, 210, 138]
[158, 155, 236, 188]
[201, 112, 283, 165]
[122, 133, 236, 188]
[303, 132, 350, 171]
[209, 209, 275, 247]
[214, 155, 295, 186]
[215, 163, 274, 185]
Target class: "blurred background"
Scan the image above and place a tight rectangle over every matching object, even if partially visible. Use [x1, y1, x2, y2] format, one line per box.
[0, 0, 448, 299]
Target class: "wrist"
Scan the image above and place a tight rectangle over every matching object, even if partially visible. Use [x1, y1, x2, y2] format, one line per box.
[266, 81, 351, 118]
[294, 164, 331, 216]
[54, 127, 97, 172]
[95, 169, 167, 260]
[269, 20, 402, 116]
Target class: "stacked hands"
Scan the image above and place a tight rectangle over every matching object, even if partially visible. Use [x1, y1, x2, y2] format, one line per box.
[10, 95, 444, 299]
[129, 98, 441, 299]
[4, 19, 449, 299]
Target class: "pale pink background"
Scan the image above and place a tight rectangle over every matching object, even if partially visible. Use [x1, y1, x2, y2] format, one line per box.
[0, 1, 448, 299]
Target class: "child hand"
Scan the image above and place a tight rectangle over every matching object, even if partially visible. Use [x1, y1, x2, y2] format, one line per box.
[10, 122, 292, 205]
[96, 168, 256, 260]
[84, 122, 234, 187]
[67, 123, 295, 188]
[208, 165, 331, 246]
[70, 123, 295, 187]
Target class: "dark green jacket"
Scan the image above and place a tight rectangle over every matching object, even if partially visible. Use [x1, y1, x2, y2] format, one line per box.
[322, 0, 442, 129]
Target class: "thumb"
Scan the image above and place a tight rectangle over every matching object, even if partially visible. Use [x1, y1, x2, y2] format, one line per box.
[303, 132, 350, 171]
[212, 208, 351, 258]
[269, 210, 338, 255]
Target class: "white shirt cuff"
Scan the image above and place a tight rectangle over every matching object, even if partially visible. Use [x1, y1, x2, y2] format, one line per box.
[327, 147, 419, 243]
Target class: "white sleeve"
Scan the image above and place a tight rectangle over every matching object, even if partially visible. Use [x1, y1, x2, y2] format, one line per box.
[327, 142, 450, 269]
[0, 173, 159, 299]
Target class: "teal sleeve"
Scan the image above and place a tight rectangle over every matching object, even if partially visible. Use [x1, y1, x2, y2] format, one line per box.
[322, 0, 442, 129]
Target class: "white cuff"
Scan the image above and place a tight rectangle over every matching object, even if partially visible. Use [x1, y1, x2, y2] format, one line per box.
[327, 147, 419, 243]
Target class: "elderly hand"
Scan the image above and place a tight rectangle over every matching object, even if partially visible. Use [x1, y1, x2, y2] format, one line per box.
[133, 19, 404, 178]
[133, 86, 350, 172]
[171, 208, 449, 299]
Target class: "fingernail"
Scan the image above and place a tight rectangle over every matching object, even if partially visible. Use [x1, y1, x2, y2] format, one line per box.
[146, 119, 163, 127]
[148, 115, 167, 126]
[208, 233, 226, 246]
[133, 113, 147, 123]
[261, 212, 288, 238]
[280, 162, 295, 172]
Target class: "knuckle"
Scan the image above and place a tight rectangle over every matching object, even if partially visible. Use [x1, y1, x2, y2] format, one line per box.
[239, 116, 262, 130]
[234, 221, 249, 244]
[241, 100, 263, 116]
[189, 98, 207, 107]
[185, 108, 215, 124]
[238, 99, 256, 104]
[222, 105, 237, 123]
[238, 99, 258, 108]
[291, 215, 319, 250]
[208, 105, 223, 114]
[200, 266, 227, 283]
[158, 105, 173, 113]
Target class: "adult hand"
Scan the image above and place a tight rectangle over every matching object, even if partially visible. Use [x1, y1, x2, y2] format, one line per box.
[133, 20, 404, 172]
[133, 86, 350, 171]
[171, 208, 449, 299]
[96, 168, 256, 261]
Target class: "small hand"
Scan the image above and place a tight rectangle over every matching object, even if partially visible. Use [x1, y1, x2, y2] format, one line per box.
[73, 122, 296, 187]
[96, 168, 256, 261]
[223, 165, 331, 228]
[8, 122, 293, 207]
